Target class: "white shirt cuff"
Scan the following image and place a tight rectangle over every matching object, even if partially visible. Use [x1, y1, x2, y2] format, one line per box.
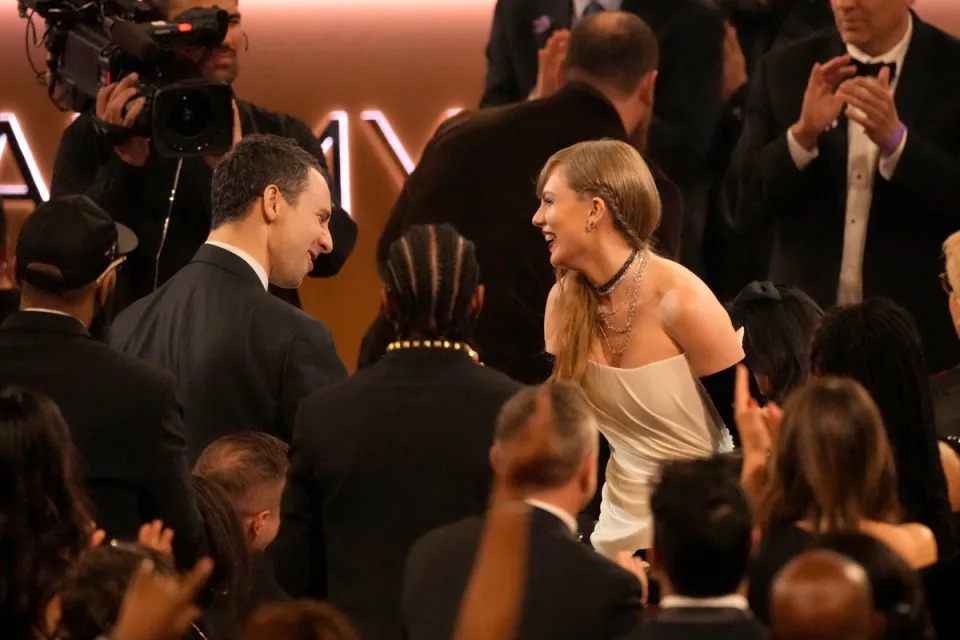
[786, 129, 819, 169]
[879, 129, 908, 181]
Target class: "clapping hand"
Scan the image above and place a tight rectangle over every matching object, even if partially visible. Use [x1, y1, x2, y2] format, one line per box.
[790, 55, 857, 151]
[138, 519, 175, 559]
[733, 364, 781, 460]
[836, 66, 902, 153]
[111, 556, 214, 640]
[529, 30, 570, 101]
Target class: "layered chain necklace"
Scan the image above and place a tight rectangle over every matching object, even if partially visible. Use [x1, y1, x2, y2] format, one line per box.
[597, 249, 649, 356]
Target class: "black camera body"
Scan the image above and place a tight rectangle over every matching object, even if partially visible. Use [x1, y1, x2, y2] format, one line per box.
[19, 0, 235, 157]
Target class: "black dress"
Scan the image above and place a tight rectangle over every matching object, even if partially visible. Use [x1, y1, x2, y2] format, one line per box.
[747, 524, 814, 623]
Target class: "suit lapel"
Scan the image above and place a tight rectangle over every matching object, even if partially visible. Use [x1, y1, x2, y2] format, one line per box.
[893, 15, 933, 130]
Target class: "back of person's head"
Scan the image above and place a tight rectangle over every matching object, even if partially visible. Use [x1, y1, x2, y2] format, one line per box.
[810, 299, 951, 542]
[565, 11, 659, 96]
[537, 140, 662, 385]
[770, 550, 876, 640]
[727, 282, 823, 403]
[650, 456, 752, 598]
[57, 543, 174, 640]
[811, 532, 935, 640]
[493, 383, 598, 502]
[194, 432, 289, 551]
[191, 475, 251, 620]
[243, 600, 360, 640]
[380, 224, 482, 342]
[0, 387, 92, 640]
[758, 376, 900, 534]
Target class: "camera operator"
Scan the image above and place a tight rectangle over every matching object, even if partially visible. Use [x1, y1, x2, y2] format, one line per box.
[49, 0, 357, 315]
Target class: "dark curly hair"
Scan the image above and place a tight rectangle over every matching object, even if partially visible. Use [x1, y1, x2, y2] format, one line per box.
[0, 387, 93, 640]
[810, 299, 954, 555]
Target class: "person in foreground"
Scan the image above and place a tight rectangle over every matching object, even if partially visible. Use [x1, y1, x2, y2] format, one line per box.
[768, 550, 877, 640]
[0, 195, 202, 567]
[632, 457, 764, 640]
[402, 383, 646, 640]
[110, 134, 346, 461]
[735, 369, 938, 622]
[272, 224, 521, 640]
[537, 139, 745, 556]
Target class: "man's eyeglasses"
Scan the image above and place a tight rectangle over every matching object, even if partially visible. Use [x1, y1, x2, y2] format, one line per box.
[940, 272, 954, 295]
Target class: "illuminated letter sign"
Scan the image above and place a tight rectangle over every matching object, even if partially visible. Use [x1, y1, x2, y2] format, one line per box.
[0, 113, 50, 204]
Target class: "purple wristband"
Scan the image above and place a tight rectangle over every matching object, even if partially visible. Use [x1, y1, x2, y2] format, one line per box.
[880, 122, 906, 155]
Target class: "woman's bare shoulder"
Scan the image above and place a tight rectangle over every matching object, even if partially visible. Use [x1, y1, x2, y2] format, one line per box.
[861, 520, 939, 568]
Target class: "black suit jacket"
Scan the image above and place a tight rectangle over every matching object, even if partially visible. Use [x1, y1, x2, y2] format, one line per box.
[370, 84, 682, 383]
[403, 507, 643, 640]
[271, 347, 521, 640]
[0, 311, 202, 566]
[725, 16, 960, 372]
[110, 244, 347, 461]
[624, 607, 765, 640]
[51, 100, 357, 315]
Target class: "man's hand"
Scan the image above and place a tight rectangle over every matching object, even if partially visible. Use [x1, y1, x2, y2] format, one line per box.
[721, 22, 748, 104]
[111, 557, 213, 640]
[96, 73, 150, 167]
[790, 55, 857, 151]
[836, 66, 903, 154]
[529, 30, 570, 101]
[615, 552, 650, 606]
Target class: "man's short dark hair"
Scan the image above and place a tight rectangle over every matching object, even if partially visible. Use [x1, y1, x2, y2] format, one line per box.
[210, 134, 322, 229]
[651, 456, 752, 597]
[565, 11, 659, 94]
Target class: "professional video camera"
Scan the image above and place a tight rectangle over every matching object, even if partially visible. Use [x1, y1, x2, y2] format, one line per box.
[18, 0, 235, 157]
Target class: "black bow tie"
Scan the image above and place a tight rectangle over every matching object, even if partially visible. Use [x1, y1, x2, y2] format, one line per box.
[853, 59, 897, 81]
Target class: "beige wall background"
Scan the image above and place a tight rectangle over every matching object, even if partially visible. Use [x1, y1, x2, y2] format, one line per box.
[1, 0, 959, 369]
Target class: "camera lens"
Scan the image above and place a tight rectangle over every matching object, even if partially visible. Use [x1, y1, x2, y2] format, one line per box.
[166, 89, 212, 139]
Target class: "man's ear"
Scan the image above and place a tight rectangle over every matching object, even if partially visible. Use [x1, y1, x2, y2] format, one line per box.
[95, 270, 116, 307]
[382, 286, 399, 322]
[470, 284, 485, 319]
[489, 444, 501, 474]
[262, 185, 281, 223]
[638, 70, 657, 108]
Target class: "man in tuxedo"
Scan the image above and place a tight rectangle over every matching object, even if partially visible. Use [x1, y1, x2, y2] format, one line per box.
[402, 383, 645, 640]
[769, 551, 876, 640]
[272, 224, 521, 640]
[111, 135, 347, 461]
[0, 195, 202, 567]
[480, 0, 726, 272]
[634, 457, 763, 640]
[366, 11, 673, 384]
[725, 0, 960, 372]
[50, 0, 357, 317]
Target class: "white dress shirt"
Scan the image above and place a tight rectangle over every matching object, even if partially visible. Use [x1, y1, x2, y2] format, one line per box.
[573, 0, 622, 21]
[660, 594, 750, 611]
[786, 16, 913, 305]
[205, 241, 269, 291]
[525, 499, 578, 535]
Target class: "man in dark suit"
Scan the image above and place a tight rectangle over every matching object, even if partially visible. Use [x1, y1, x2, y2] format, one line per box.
[630, 457, 763, 640]
[272, 224, 522, 640]
[403, 382, 645, 640]
[480, 0, 725, 272]
[0, 195, 202, 566]
[725, 1, 960, 372]
[50, 0, 357, 317]
[111, 135, 347, 461]
[366, 11, 672, 384]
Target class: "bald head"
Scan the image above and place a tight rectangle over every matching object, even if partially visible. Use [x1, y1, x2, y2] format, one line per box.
[565, 10, 659, 95]
[494, 383, 597, 491]
[770, 550, 876, 640]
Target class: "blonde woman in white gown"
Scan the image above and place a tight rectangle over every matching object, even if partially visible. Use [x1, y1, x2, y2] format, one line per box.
[534, 140, 745, 557]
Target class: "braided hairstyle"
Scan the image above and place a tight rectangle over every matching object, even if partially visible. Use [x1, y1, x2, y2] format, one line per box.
[810, 298, 954, 555]
[380, 224, 481, 342]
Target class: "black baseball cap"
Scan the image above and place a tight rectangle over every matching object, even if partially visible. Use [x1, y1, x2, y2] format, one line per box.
[16, 195, 138, 293]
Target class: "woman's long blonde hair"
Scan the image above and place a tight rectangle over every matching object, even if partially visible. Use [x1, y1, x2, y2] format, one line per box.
[538, 139, 661, 385]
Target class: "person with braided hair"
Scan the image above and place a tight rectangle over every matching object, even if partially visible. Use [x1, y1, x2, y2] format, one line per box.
[272, 224, 522, 640]
[535, 139, 746, 557]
